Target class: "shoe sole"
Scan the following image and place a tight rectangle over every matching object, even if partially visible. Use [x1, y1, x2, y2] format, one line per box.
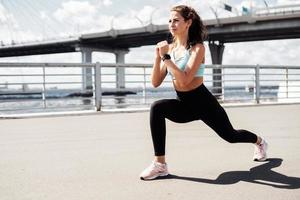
[254, 157, 268, 162]
[140, 172, 169, 180]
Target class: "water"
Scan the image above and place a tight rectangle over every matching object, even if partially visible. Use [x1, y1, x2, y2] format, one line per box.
[0, 85, 283, 115]
[99, 86, 281, 112]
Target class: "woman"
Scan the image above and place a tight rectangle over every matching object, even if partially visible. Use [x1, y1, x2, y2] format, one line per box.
[140, 5, 268, 180]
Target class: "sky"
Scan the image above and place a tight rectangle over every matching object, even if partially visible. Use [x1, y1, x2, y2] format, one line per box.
[0, 0, 300, 65]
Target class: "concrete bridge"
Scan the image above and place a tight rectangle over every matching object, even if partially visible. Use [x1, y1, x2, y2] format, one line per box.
[1, 12, 300, 64]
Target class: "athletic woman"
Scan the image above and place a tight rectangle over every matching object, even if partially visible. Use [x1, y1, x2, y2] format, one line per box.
[140, 5, 268, 180]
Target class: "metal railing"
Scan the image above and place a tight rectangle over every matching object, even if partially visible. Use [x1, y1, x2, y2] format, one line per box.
[254, 4, 300, 16]
[0, 62, 300, 115]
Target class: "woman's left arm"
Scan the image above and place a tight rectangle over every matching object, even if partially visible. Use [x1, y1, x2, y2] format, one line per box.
[163, 44, 205, 87]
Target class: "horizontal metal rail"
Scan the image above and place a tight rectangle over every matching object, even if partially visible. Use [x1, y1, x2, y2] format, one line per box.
[0, 63, 300, 115]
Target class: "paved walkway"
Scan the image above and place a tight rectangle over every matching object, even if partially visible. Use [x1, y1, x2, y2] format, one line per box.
[0, 104, 299, 200]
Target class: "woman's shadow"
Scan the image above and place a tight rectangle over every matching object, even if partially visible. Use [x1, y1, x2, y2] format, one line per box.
[163, 158, 300, 189]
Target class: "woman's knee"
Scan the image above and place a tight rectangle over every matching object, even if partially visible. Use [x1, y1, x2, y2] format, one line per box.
[150, 99, 172, 114]
[150, 100, 169, 116]
[151, 100, 165, 113]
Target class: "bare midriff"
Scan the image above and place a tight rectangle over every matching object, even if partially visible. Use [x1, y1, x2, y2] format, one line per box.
[173, 77, 203, 92]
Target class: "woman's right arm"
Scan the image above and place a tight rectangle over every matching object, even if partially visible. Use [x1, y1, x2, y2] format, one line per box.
[151, 50, 168, 88]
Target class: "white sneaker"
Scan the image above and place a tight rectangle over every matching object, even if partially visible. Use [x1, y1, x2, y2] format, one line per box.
[140, 161, 169, 180]
[253, 139, 268, 161]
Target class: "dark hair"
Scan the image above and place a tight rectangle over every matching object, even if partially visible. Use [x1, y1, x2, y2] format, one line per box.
[171, 5, 207, 49]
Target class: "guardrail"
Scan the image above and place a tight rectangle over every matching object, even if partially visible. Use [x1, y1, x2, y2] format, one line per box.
[254, 4, 300, 16]
[0, 63, 299, 114]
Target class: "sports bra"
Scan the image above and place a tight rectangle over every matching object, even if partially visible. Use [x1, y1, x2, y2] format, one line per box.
[168, 48, 205, 78]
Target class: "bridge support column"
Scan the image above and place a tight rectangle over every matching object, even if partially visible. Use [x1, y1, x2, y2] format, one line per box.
[209, 41, 225, 99]
[115, 50, 129, 89]
[81, 49, 93, 90]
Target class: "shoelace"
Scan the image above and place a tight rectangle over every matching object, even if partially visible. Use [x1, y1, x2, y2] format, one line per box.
[147, 162, 159, 171]
[152, 162, 166, 172]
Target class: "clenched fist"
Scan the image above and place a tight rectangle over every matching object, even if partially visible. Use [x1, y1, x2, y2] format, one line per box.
[156, 40, 169, 57]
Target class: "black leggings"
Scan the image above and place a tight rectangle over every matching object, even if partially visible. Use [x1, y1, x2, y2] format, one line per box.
[150, 84, 258, 156]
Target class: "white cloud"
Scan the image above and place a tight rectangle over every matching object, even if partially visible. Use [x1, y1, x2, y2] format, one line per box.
[103, 0, 113, 6]
[135, 5, 157, 25]
[150, 7, 170, 25]
[0, 4, 18, 28]
[52, 0, 113, 34]
[0, 3, 36, 44]
[54, 1, 97, 23]
[95, 0, 113, 7]
[111, 12, 140, 29]
[112, 5, 170, 30]
[0, 3, 6, 22]
[40, 11, 48, 20]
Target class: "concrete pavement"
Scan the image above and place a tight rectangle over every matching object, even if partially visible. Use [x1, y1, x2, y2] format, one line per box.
[0, 104, 299, 200]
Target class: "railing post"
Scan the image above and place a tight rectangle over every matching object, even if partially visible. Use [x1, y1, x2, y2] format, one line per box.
[286, 67, 289, 98]
[95, 62, 102, 111]
[115, 50, 129, 90]
[42, 64, 47, 108]
[209, 42, 225, 99]
[143, 67, 146, 104]
[255, 65, 260, 104]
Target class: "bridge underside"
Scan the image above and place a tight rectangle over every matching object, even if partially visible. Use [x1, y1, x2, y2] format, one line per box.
[0, 41, 78, 58]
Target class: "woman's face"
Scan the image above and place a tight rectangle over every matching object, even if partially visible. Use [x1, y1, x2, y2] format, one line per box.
[168, 11, 190, 36]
